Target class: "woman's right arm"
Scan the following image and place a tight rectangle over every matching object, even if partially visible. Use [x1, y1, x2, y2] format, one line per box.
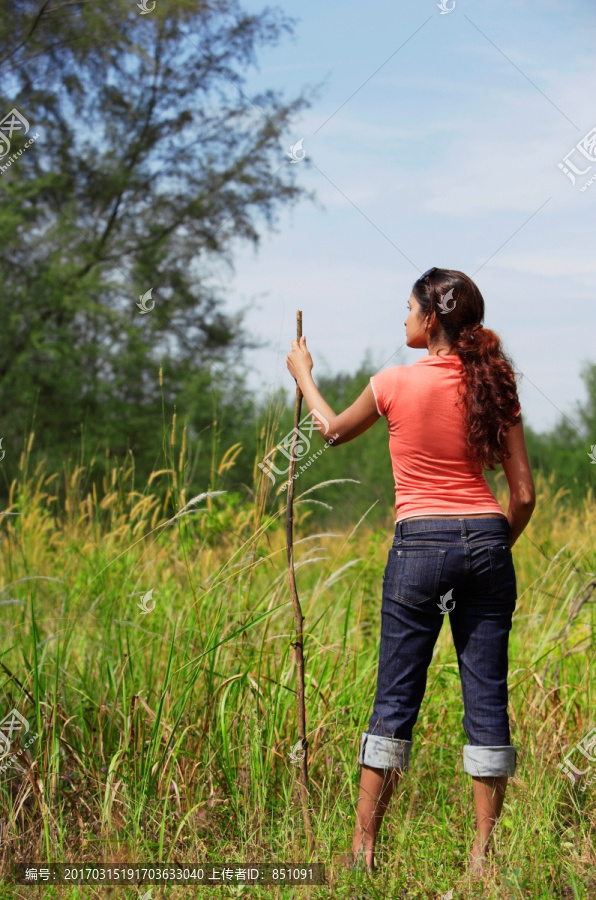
[501, 418, 536, 547]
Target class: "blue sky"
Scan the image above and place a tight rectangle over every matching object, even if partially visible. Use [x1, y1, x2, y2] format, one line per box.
[214, 0, 595, 434]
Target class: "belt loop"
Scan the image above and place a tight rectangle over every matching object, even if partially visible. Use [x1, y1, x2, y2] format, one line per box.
[396, 519, 403, 541]
[460, 518, 466, 539]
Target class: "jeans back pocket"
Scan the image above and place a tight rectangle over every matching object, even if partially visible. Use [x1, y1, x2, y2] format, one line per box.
[385, 547, 448, 606]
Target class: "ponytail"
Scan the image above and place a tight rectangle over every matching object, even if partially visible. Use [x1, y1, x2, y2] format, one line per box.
[451, 323, 521, 470]
[412, 269, 521, 470]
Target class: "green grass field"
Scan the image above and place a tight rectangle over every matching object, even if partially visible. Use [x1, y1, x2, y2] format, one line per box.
[0, 439, 595, 899]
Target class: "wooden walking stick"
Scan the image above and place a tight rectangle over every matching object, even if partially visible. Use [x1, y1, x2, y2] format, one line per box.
[286, 309, 315, 854]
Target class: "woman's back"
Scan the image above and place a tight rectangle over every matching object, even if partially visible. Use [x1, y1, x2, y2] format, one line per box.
[371, 353, 519, 522]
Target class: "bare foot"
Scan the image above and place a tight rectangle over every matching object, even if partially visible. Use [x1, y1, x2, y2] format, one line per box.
[345, 843, 376, 872]
[469, 854, 487, 877]
[469, 835, 491, 877]
[351, 825, 376, 869]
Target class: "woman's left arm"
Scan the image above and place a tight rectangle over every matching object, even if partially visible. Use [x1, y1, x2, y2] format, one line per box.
[286, 336, 380, 446]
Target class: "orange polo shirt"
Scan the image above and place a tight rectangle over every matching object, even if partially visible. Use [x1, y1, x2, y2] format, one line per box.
[370, 354, 518, 523]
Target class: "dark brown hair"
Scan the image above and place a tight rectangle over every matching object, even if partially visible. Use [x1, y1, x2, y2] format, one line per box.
[412, 268, 521, 470]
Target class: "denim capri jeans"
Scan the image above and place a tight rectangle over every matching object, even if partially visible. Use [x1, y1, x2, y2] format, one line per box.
[358, 516, 518, 778]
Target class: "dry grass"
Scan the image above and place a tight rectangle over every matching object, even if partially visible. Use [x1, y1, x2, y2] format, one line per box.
[0, 436, 594, 898]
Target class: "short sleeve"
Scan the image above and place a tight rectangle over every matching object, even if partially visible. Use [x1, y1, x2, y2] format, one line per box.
[370, 376, 382, 416]
[370, 367, 400, 418]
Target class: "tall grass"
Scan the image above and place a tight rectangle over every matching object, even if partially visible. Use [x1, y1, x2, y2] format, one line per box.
[0, 429, 594, 899]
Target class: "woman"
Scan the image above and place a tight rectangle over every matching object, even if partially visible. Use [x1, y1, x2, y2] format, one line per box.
[286, 267, 536, 876]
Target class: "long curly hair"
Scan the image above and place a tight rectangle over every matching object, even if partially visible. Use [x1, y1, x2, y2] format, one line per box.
[412, 268, 521, 470]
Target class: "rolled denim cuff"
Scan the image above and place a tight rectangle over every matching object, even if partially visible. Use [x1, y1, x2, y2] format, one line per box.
[358, 732, 412, 770]
[463, 744, 517, 777]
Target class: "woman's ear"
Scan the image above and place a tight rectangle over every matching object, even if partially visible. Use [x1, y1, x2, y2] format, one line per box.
[424, 312, 435, 333]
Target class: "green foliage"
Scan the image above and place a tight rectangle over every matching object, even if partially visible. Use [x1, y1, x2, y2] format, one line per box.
[0, 4, 593, 522]
[523, 361, 596, 507]
[0, 452, 594, 896]
[194, 491, 248, 545]
[0, 0, 315, 488]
